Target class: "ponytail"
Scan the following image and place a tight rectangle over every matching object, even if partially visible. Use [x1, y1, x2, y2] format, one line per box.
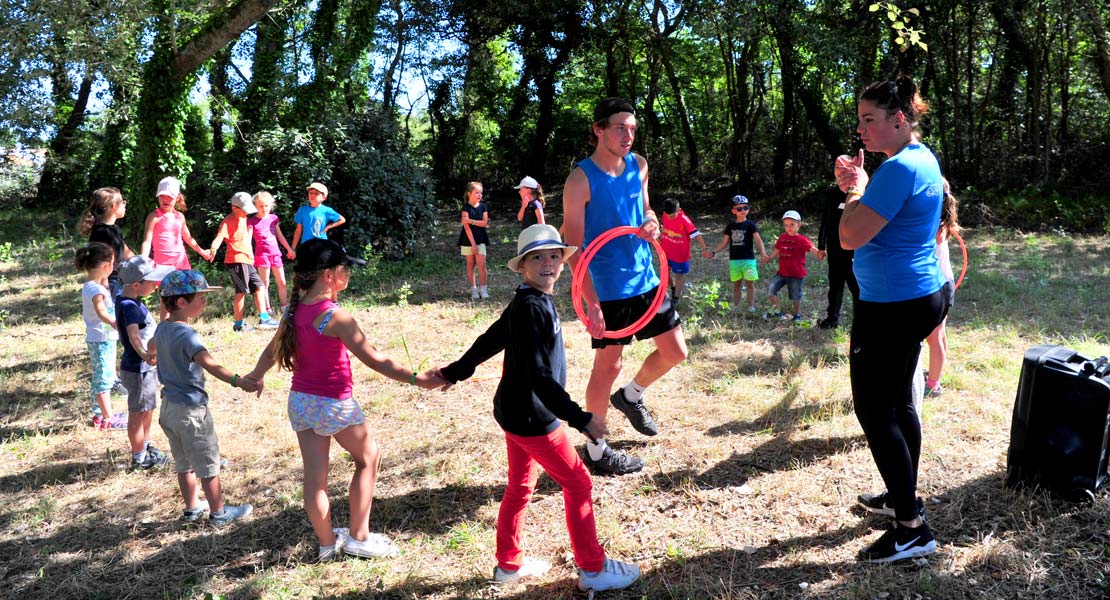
[939, 178, 961, 238]
[861, 75, 929, 133]
[78, 187, 122, 235]
[273, 270, 321, 371]
[533, 184, 546, 208]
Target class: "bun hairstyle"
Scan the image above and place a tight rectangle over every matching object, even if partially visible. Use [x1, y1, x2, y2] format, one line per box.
[860, 75, 929, 132]
[75, 241, 115, 271]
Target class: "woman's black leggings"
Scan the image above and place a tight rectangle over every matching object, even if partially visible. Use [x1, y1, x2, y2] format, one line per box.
[850, 283, 951, 521]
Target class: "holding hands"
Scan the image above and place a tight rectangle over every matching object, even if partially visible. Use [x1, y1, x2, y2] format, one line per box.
[835, 149, 869, 194]
[415, 368, 452, 391]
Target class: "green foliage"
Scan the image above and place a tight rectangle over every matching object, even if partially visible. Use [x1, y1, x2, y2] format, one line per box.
[682, 279, 730, 330]
[869, 2, 927, 52]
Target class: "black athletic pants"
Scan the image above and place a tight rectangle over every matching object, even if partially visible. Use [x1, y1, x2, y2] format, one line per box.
[850, 283, 951, 522]
[825, 250, 858, 323]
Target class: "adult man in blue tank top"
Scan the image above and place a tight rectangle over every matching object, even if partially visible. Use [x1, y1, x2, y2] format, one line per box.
[562, 98, 688, 475]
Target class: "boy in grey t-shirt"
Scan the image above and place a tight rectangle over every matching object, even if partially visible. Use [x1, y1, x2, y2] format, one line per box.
[155, 269, 258, 525]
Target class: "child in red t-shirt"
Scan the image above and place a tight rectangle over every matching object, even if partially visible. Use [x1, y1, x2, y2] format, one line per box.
[659, 198, 710, 302]
[761, 210, 823, 323]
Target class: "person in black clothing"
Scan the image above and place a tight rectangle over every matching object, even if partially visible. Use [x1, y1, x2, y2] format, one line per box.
[816, 185, 859, 329]
[79, 187, 136, 299]
[434, 224, 641, 592]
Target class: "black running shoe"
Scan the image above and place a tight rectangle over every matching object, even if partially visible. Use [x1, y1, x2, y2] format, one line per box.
[858, 522, 937, 563]
[609, 388, 659, 436]
[583, 446, 644, 476]
[857, 491, 926, 520]
[817, 317, 839, 330]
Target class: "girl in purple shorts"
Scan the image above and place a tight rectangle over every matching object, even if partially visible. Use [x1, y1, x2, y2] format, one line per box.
[250, 191, 295, 316]
[246, 239, 447, 562]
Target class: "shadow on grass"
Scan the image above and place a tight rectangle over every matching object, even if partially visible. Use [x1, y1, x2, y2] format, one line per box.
[0, 458, 108, 495]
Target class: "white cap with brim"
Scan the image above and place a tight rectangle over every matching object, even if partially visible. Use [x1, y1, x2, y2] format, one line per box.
[507, 224, 577, 271]
[156, 176, 180, 199]
[782, 210, 802, 222]
[514, 176, 540, 189]
[231, 191, 257, 214]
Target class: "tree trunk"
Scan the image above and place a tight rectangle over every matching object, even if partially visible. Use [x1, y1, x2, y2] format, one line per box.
[1079, 0, 1110, 100]
[651, 0, 698, 174]
[35, 72, 94, 206]
[381, 0, 406, 114]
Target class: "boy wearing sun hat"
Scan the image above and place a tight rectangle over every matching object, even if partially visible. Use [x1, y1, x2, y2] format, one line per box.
[437, 224, 641, 592]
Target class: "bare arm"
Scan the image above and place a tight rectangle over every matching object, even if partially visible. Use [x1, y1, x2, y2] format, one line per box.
[636, 154, 659, 240]
[324, 212, 344, 231]
[839, 199, 888, 250]
[711, 233, 729, 256]
[140, 212, 156, 257]
[126, 323, 153, 363]
[274, 223, 294, 255]
[209, 221, 228, 255]
[461, 210, 477, 247]
[291, 223, 303, 249]
[327, 308, 447, 389]
[754, 232, 767, 258]
[183, 221, 213, 261]
[535, 206, 545, 225]
[91, 294, 117, 330]
[562, 167, 606, 338]
[193, 350, 260, 393]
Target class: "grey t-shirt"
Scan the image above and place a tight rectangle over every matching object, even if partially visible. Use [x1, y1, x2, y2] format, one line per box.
[153, 320, 208, 406]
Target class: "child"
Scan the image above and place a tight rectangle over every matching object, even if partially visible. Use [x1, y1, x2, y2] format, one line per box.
[250, 191, 295, 315]
[209, 192, 279, 332]
[76, 242, 125, 429]
[514, 176, 546, 229]
[761, 210, 823, 323]
[79, 187, 135, 299]
[155, 269, 256, 525]
[115, 256, 174, 469]
[709, 195, 767, 313]
[458, 181, 490, 299]
[924, 180, 960, 397]
[141, 176, 212, 270]
[290, 182, 345, 249]
[660, 197, 710, 303]
[244, 239, 447, 560]
[434, 224, 641, 592]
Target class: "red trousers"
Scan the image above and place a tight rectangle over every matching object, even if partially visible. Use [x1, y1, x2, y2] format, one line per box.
[497, 426, 606, 572]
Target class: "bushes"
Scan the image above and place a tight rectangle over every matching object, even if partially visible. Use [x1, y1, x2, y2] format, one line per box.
[225, 110, 435, 257]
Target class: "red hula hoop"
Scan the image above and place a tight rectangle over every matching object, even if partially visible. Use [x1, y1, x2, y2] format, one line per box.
[952, 230, 968, 291]
[571, 225, 669, 339]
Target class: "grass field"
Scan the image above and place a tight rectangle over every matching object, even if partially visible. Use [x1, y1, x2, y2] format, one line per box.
[1, 207, 1108, 599]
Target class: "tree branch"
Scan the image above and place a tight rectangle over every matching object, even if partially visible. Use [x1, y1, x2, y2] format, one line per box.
[172, 0, 279, 80]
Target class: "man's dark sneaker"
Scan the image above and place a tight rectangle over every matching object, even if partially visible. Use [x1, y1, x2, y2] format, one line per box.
[817, 317, 839, 330]
[609, 389, 659, 436]
[583, 446, 644, 476]
[857, 491, 926, 520]
[858, 522, 937, 563]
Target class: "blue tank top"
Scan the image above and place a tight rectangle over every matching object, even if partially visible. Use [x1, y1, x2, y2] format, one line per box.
[578, 154, 659, 301]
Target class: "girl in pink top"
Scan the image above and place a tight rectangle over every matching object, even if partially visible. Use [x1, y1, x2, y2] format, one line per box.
[250, 191, 295, 315]
[141, 176, 212, 270]
[246, 239, 447, 561]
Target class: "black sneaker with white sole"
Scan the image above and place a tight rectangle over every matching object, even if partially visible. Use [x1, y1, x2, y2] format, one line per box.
[609, 388, 659, 436]
[858, 522, 937, 563]
[582, 446, 644, 476]
[857, 491, 926, 520]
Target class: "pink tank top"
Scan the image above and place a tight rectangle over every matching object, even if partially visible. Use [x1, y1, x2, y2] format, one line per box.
[152, 208, 191, 270]
[291, 299, 353, 399]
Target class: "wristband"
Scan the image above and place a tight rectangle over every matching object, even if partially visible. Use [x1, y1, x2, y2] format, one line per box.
[409, 371, 417, 385]
[846, 187, 863, 198]
[231, 374, 239, 386]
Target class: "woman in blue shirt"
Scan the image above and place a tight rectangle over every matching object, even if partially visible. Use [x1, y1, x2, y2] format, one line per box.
[837, 76, 951, 563]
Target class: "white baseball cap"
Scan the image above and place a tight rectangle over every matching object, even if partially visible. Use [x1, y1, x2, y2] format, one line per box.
[156, 176, 181, 199]
[513, 176, 540, 190]
[782, 210, 802, 222]
[230, 192, 257, 214]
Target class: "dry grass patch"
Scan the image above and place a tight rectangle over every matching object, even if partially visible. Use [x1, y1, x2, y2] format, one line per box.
[1, 211, 1108, 599]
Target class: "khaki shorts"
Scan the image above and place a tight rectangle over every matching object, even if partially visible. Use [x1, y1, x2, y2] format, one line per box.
[159, 401, 222, 478]
[460, 244, 487, 257]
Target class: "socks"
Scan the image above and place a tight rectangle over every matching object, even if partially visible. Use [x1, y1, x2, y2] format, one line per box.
[133, 450, 147, 463]
[623, 380, 647, 402]
[587, 437, 608, 461]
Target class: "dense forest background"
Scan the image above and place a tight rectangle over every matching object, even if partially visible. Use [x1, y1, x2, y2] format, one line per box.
[2, 0, 1109, 255]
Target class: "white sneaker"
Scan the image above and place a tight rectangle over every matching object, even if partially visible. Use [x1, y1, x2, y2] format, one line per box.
[343, 532, 399, 558]
[492, 557, 551, 584]
[470, 286, 480, 300]
[479, 286, 490, 299]
[578, 557, 641, 591]
[319, 527, 347, 561]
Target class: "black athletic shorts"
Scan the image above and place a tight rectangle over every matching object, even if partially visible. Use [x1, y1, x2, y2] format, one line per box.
[226, 263, 263, 294]
[591, 286, 681, 349]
